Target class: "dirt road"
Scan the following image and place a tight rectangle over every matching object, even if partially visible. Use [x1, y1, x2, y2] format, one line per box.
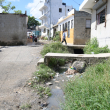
[0, 43, 44, 109]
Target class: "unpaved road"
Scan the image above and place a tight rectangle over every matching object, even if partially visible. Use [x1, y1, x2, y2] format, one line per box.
[0, 43, 44, 109]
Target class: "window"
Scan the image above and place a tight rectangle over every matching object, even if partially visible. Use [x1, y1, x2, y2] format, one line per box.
[97, 9, 105, 24]
[63, 24, 65, 31]
[65, 22, 67, 31]
[43, 28, 46, 33]
[68, 9, 69, 11]
[71, 20, 73, 28]
[86, 19, 91, 28]
[59, 8, 62, 12]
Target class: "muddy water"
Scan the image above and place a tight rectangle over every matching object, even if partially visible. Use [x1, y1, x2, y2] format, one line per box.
[46, 65, 70, 110]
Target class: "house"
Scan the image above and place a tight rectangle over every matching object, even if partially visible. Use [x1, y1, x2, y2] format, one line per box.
[39, 0, 73, 38]
[0, 13, 28, 45]
[57, 9, 91, 45]
[79, 0, 110, 47]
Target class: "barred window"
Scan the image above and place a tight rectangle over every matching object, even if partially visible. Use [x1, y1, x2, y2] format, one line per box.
[97, 9, 105, 24]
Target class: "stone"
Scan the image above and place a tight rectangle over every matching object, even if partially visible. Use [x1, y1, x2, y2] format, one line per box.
[72, 61, 86, 73]
[46, 82, 53, 86]
[66, 68, 77, 75]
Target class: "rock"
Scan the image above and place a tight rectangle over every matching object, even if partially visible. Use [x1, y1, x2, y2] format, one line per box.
[46, 82, 53, 86]
[72, 61, 86, 73]
[40, 102, 48, 108]
[66, 68, 77, 75]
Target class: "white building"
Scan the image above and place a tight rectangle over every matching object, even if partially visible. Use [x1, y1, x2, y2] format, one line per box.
[39, 0, 73, 38]
[79, 0, 110, 48]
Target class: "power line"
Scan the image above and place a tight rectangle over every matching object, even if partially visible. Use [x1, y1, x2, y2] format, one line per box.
[30, 1, 44, 13]
[72, 0, 80, 6]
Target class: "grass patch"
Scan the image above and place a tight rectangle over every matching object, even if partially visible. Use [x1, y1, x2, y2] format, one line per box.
[63, 59, 110, 110]
[28, 64, 54, 98]
[41, 42, 69, 67]
[20, 103, 31, 109]
[83, 37, 110, 54]
[33, 64, 55, 82]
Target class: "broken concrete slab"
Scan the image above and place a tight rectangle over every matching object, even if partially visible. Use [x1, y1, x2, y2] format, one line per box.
[37, 58, 44, 66]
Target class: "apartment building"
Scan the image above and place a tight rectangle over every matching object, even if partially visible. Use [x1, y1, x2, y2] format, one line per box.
[39, 0, 73, 38]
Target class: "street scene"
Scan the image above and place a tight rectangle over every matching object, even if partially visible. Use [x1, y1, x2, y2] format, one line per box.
[1, 0, 110, 110]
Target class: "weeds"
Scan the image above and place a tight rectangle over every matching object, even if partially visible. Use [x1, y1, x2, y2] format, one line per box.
[83, 37, 110, 54]
[41, 42, 69, 67]
[20, 103, 31, 109]
[33, 64, 55, 82]
[63, 58, 110, 110]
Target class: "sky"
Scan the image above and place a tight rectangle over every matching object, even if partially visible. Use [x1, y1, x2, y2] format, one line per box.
[0, 0, 84, 21]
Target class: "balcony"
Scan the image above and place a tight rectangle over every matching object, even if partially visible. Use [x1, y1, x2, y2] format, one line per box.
[39, 23, 48, 29]
[39, 13, 48, 20]
[39, 2, 48, 11]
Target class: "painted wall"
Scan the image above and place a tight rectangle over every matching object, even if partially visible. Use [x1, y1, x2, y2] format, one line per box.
[91, 0, 110, 48]
[0, 14, 27, 44]
[74, 11, 91, 45]
[58, 10, 91, 45]
[58, 15, 74, 44]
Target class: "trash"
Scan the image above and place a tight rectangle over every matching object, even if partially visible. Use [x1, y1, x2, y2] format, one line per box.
[67, 75, 73, 78]
[28, 83, 31, 85]
[66, 68, 77, 75]
[55, 73, 59, 77]
[62, 80, 64, 82]
[46, 82, 53, 86]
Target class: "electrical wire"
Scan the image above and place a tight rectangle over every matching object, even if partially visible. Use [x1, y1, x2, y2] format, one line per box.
[72, 0, 80, 6]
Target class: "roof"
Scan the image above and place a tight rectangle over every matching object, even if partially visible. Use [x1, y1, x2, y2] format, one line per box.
[57, 14, 74, 24]
[79, 0, 107, 13]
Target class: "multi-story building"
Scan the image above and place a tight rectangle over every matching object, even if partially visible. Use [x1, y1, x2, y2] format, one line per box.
[39, 0, 73, 38]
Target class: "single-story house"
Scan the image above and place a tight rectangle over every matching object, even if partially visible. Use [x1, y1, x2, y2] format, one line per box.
[79, 0, 110, 47]
[57, 9, 91, 45]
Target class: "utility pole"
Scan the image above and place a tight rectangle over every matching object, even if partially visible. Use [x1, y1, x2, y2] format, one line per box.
[49, 0, 51, 40]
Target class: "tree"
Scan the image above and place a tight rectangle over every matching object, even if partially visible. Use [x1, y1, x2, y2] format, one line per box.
[0, 0, 22, 14]
[27, 16, 41, 29]
[14, 10, 22, 14]
[1, 2, 15, 13]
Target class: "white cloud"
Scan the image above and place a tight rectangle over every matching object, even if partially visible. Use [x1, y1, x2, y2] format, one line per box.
[0, 7, 4, 13]
[7, 0, 19, 1]
[26, 0, 44, 19]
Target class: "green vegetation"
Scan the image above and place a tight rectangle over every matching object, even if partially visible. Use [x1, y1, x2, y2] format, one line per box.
[29, 64, 53, 98]
[36, 86, 51, 98]
[14, 10, 22, 14]
[41, 42, 69, 67]
[27, 16, 41, 29]
[33, 64, 55, 82]
[20, 103, 31, 109]
[83, 37, 110, 54]
[63, 58, 110, 110]
[53, 31, 61, 42]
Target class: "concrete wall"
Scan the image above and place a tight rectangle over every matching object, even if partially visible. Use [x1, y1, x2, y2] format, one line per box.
[91, 1, 110, 48]
[74, 11, 91, 45]
[0, 13, 28, 45]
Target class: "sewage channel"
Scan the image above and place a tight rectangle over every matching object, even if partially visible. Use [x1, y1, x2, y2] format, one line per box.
[46, 64, 73, 110]
[46, 49, 84, 110]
